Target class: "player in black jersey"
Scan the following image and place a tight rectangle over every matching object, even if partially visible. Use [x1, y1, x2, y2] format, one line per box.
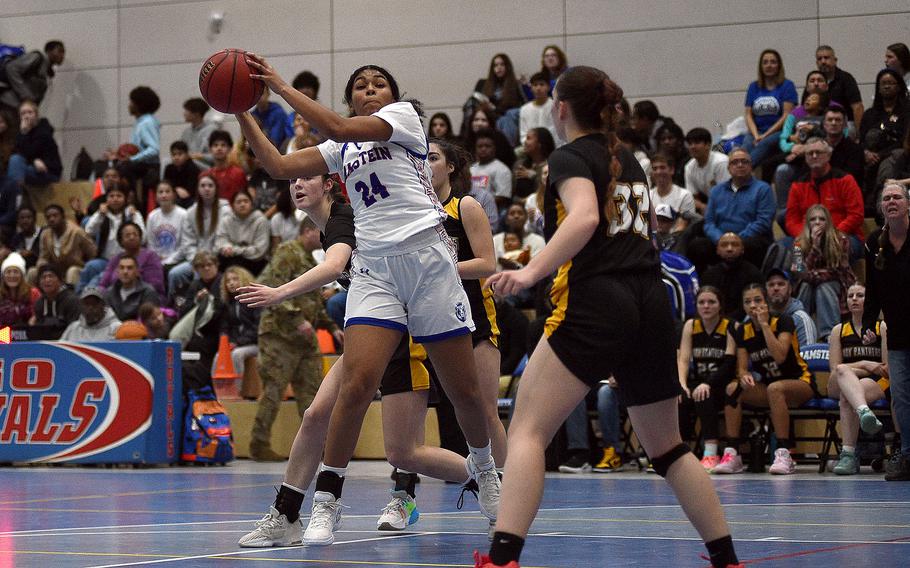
[721, 283, 814, 476]
[828, 283, 889, 475]
[475, 66, 740, 568]
[677, 286, 736, 472]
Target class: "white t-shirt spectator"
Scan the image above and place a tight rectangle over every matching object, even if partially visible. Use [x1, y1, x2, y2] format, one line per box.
[519, 99, 559, 145]
[471, 159, 512, 200]
[650, 185, 697, 222]
[146, 206, 187, 265]
[492, 231, 546, 272]
[684, 151, 730, 199]
[270, 209, 307, 244]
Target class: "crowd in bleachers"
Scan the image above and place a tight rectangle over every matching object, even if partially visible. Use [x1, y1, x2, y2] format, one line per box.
[0, 39, 908, 478]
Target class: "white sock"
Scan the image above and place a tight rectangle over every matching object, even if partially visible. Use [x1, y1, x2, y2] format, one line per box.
[396, 469, 413, 475]
[857, 405, 871, 414]
[468, 442, 494, 470]
[724, 447, 738, 455]
[281, 482, 305, 495]
[704, 443, 718, 457]
[842, 445, 855, 454]
[320, 463, 347, 477]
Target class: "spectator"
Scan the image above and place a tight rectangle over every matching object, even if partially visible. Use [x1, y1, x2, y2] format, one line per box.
[471, 128, 513, 213]
[0, 109, 16, 174]
[36, 204, 96, 285]
[493, 202, 545, 272]
[121, 86, 161, 208]
[168, 174, 229, 297]
[785, 137, 864, 260]
[464, 107, 515, 169]
[98, 222, 165, 297]
[473, 53, 525, 146]
[863, 182, 910, 481]
[173, 250, 221, 316]
[879, 127, 910, 194]
[60, 286, 122, 341]
[650, 153, 699, 233]
[251, 89, 289, 149]
[765, 268, 818, 348]
[0, 251, 37, 326]
[0, 40, 65, 110]
[825, 106, 865, 189]
[828, 283, 889, 475]
[558, 377, 624, 474]
[179, 97, 217, 169]
[683, 127, 730, 214]
[81, 184, 145, 291]
[270, 183, 305, 250]
[816, 45, 864, 128]
[7, 100, 62, 188]
[5, 205, 42, 270]
[699, 232, 763, 322]
[138, 301, 169, 339]
[774, 73, 831, 207]
[427, 112, 456, 142]
[104, 255, 159, 322]
[70, 167, 122, 224]
[715, 283, 815, 475]
[859, 68, 910, 209]
[29, 264, 79, 336]
[219, 265, 260, 376]
[146, 180, 187, 277]
[203, 130, 247, 201]
[630, 100, 665, 153]
[513, 127, 554, 199]
[653, 204, 680, 252]
[215, 189, 270, 275]
[283, 113, 319, 154]
[792, 204, 855, 340]
[617, 125, 652, 183]
[248, 152, 283, 214]
[283, 70, 323, 143]
[742, 49, 797, 168]
[0, 176, 18, 240]
[688, 148, 775, 272]
[655, 121, 688, 188]
[250, 217, 340, 461]
[518, 72, 557, 146]
[162, 140, 201, 208]
[885, 42, 910, 95]
[523, 163, 547, 236]
[677, 286, 736, 470]
[535, 45, 568, 94]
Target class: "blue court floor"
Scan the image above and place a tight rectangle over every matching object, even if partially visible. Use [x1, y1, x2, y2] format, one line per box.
[1, 460, 908, 567]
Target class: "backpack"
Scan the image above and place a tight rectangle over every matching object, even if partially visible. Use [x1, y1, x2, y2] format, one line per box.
[182, 386, 234, 464]
[660, 250, 699, 320]
[760, 240, 793, 279]
[0, 43, 25, 62]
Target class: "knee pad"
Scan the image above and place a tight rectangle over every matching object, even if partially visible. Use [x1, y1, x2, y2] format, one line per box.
[651, 443, 691, 478]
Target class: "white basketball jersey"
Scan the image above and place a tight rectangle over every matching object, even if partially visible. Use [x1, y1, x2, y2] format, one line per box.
[317, 102, 446, 255]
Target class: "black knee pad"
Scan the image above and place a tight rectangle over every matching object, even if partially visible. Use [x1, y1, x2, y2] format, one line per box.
[651, 443, 691, 478]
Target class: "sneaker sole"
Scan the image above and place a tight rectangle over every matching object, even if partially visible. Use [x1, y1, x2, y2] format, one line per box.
[558, 465, 592, 474]
[860, 414, 883, 435]
[377, 521, 407, 531]
[239, 537, 302, 548]
[303, 535, 335, 546]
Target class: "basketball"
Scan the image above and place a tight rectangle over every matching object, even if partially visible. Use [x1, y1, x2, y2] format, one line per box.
[115, 320, 149, 340]
[198, 49, 264, 114]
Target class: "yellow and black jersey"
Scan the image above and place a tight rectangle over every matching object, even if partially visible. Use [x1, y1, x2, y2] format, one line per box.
[839, 321, 888, 391]
[442, 194, 498, 346]
[691, 317, 733, 385]
[544, 136, 659, 286]
[734, 314, 813, 386]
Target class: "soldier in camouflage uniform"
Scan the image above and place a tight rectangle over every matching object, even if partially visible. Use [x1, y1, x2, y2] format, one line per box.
[250, 218, 341, 461]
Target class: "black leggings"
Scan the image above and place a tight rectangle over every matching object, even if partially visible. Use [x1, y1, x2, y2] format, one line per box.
[691, 382, 726, 441]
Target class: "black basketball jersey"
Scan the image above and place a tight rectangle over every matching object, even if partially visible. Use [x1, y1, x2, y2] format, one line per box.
[691, 317, 732, 384]
[734, 314, 813, 385]
[840, 321, 883, 364]
[319, 201, 356, 289]
[442, 194, 498, 342]
[544, 135, 659, 278]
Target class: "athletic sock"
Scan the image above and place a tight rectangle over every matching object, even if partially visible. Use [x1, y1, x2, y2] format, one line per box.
[490, 531, 525, 565]
[704, 442, 718, 457]
[274, 483, 305, 523]
[857, 404, 871, 414]
[315, 465, 346, 500]
[393, 469, 418, 498]
[842, 445, 855, 454]
[705, 534, 738, 567]
[469, 441, 495, 471]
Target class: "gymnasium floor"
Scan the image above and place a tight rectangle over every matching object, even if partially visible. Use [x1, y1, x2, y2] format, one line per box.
[1, 460, 908, 567]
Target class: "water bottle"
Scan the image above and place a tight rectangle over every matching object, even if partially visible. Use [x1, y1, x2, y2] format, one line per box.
[791, 244, 805, 274]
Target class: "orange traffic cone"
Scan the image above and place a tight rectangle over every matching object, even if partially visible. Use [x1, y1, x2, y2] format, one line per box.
[213, 334, 239, 379]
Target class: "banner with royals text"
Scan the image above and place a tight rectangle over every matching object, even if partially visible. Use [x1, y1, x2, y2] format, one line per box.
[0, 341, 182, 464]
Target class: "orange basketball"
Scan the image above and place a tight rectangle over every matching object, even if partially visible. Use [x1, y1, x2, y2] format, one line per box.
[115, 320, 149, 341]
[198, 49, 265, 114]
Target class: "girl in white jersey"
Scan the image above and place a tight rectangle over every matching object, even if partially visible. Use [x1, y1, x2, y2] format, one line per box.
[237, 57, 500, 543]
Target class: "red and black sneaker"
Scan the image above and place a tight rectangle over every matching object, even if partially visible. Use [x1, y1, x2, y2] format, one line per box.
[473, 550, 520, 568]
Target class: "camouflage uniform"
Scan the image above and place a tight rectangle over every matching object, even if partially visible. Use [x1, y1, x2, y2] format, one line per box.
[250, 239, 338, 453]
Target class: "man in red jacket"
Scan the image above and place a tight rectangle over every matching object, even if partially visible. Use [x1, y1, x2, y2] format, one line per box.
[785, 136, 864, 260]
